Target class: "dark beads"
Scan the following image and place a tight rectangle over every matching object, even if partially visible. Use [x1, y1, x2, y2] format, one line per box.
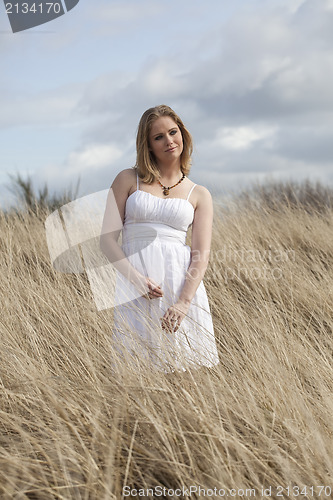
[158, 172, 185, 196]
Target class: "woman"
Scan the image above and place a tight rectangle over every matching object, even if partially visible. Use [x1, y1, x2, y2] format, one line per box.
[100, 105, 219, 372]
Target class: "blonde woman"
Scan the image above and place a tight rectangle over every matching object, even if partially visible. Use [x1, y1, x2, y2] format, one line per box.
[100, 105, 219, 372]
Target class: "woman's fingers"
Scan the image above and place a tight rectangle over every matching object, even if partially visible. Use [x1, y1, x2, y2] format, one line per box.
[161, 315, 181, 332]
[160, 303, 189, 331]
[142, 277, 163, 299]
[147, 279, 163, 296]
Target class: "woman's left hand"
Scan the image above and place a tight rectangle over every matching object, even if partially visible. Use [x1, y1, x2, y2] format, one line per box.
[160, 300, 191, 333]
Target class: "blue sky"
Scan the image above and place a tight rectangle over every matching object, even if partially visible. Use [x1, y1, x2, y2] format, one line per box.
[1, 0, 333, 209]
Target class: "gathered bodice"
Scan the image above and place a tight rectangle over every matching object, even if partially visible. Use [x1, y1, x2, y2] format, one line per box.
[124, 190, 195, 231]
[122, 176, 197, 247]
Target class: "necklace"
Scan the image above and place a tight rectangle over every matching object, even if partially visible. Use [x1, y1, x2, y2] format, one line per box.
[157, 172, 185, 196]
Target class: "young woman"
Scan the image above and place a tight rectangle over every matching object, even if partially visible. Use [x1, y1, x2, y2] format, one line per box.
[100, 105, 219, 372]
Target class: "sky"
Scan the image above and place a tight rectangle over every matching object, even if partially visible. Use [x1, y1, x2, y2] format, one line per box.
[1, 0, 333, 209]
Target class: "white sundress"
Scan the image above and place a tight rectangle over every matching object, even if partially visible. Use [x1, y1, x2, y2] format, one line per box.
[112, 173, 220, 373]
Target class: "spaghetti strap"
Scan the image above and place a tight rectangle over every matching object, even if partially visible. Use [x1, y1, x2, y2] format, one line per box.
[186, 184, 197, 201]
[136, 173, 139, 191]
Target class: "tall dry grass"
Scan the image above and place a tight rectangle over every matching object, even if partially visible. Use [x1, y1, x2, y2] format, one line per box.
[0, 183, 332, 499]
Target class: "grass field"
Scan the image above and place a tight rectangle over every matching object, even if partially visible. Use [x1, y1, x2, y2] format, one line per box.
[0, 182, 332, 499]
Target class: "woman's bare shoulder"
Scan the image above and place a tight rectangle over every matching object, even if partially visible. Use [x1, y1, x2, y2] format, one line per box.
[111, 168, 137, 192]
[192, 183, 213, 208]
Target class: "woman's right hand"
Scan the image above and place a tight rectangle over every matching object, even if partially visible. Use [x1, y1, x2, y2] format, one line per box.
[142, 276, 163, 300]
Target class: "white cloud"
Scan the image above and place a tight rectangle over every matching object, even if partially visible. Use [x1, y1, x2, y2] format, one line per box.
[36, 143, 125, 199]
[63, 143, 123, 176]
[143, 61, 188, 97]
[214, 126, 277, 151]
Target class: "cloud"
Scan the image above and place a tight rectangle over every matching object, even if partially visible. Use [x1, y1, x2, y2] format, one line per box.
[213, 126, 277, 151]
[60, 0, 333, 195]
[2, 0, 333, 207]
[78, 0, 333, 125]
[66, 143, 123, 174]
[43, 142, 124, 185]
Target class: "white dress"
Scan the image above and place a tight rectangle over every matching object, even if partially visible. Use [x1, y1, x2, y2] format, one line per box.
[112, 174, 220, 373]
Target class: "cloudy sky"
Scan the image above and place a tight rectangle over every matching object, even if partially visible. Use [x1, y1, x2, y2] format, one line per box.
[1, 0, 333, 209]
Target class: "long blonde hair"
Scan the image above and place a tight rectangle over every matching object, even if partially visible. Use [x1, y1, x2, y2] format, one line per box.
[134, 104, 193, 184]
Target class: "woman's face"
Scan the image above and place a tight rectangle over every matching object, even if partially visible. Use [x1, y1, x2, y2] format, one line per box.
[148, 116, 183, 166]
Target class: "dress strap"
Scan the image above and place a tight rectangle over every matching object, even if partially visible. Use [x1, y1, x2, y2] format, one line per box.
[136, 173, 139, 191]
[186, 184, 197, 201]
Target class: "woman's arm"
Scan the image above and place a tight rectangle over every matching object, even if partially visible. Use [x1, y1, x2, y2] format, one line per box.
[100, 170, 141, 288]
[100, 169, 162, 298]
[178, 185, 213, 305]
[161, 185, 213, 332]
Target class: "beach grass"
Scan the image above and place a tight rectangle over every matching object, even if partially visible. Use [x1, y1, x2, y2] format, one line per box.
[0, 181, 332, 499]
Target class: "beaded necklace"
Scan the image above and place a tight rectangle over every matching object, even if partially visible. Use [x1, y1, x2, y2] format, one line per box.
[157, 172, 185, 196]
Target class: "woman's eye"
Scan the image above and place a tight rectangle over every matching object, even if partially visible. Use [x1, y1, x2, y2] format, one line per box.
[155, 135, 162, 140]
[170, 129, 177, 135]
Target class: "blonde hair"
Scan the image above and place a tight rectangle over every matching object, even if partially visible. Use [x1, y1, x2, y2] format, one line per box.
[134, 104, 193, 184]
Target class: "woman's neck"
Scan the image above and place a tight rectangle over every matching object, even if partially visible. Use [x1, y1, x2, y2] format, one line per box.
[157, 163, 183, 184]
